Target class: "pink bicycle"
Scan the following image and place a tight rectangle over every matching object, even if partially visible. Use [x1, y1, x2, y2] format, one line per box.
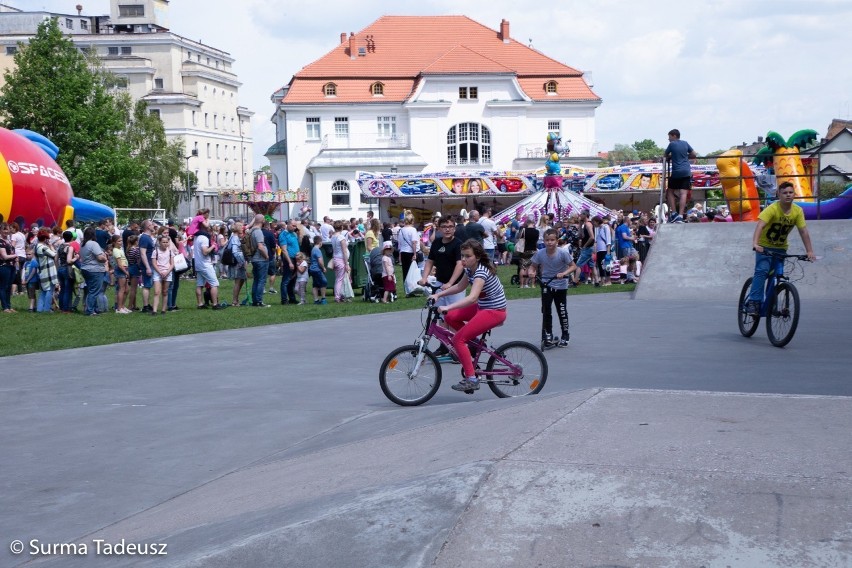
[379, 300, 548, 406]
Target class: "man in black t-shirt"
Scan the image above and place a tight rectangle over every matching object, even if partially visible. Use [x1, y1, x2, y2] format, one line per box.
[122, 221, 139, 250]
[418, 216, 465, 361]
[262, 222, 278, 294]
[418, 218, 463, 295]
[465, 210, 485, 244]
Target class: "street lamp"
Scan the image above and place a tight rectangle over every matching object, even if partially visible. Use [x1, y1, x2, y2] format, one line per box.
[185, 148, 198, 218]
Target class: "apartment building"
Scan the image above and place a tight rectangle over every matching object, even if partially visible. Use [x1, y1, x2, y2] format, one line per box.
[269, 15, 601, 220]
[0, 0, 254, 219]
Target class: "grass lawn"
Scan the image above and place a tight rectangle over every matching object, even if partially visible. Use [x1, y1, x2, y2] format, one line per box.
[0, 265, 634, 357]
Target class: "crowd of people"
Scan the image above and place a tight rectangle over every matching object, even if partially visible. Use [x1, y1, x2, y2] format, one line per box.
[1, 202, 682, 316]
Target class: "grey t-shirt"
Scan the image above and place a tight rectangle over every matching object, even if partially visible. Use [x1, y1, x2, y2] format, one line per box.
[80, 241, 106, 272]
[531, 247, 574, 290]
[251, 228, 266, 262]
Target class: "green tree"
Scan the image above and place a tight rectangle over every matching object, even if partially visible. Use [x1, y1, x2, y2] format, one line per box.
[818, 181, 849, 200]
[0, 19, 144, 208]
[632, 139, 665, 161]
[122, 97, 183, 212]
[600, 143, 639, 166]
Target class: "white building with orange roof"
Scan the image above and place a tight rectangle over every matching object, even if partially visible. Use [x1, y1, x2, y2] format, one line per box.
[268, 15, 601, 220]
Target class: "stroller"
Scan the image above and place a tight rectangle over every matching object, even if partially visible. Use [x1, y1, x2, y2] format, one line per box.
[362, 253, 396, 303]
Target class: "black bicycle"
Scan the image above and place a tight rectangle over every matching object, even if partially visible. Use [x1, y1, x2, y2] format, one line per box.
[737, 251, 810, 348]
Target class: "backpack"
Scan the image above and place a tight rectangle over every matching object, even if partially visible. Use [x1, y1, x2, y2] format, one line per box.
[221, 239, 237, 266]
[56, 243, 69, 268]
[240, 229, 258, 260]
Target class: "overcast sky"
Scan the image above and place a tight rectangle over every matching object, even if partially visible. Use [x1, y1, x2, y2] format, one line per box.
[27, 0, 852, 169]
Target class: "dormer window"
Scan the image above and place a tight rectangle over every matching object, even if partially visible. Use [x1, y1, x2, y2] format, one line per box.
[324, 82, 337, 97]
[545, 81, 558, 94]
[371, 82, 384, 96]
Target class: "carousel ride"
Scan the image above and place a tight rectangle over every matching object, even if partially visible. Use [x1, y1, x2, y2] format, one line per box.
[218, 175, 311, 221]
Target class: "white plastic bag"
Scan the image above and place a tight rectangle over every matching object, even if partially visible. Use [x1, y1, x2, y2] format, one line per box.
[404, 263, 425, 296]
[342, 273, 354, 299]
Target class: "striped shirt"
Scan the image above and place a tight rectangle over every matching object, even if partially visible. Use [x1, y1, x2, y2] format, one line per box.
[465, 263, 506, 310]
[127, 246, 141, 267]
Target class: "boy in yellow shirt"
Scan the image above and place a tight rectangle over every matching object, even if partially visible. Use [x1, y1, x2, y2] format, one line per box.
[746, 181, 815, 314]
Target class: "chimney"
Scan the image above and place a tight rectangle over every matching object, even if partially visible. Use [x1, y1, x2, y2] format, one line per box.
[348, 32, 356, 59]
[340, 32, 346, 45]
[76, 4, 83, 15]
[757, 136, 764, 143]
[500, 19, 510, 43]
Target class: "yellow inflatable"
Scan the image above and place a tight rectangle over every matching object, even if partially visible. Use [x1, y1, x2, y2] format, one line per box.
[755, 130, 818, 203]
[716, 150, 759, 221]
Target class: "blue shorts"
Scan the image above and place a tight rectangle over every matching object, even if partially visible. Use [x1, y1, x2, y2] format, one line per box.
[576, 246, 595, 268]
[128, 265, 140, 278]
[141, 272, 153, 289]
[620, 246, 638, 259]
[309, 269, 327, 289]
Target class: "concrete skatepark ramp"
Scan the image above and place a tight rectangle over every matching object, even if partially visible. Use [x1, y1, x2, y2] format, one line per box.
[635, 220, 852, 301]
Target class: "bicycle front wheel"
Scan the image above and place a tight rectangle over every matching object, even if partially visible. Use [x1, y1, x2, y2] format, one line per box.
[379, 345, 442, 406]
[485, 341, 548, 398]
[737, 277, 760, 337]
[766, 282, 800, 348]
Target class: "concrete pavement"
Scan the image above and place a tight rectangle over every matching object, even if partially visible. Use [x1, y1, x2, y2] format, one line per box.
[9, 388, 852, 567]
[2, 276, 852, 565]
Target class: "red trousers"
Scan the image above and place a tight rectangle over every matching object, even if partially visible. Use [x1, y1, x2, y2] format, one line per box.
[444, 304, 507, 378]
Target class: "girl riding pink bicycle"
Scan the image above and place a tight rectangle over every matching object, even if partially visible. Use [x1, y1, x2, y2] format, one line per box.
[429, 239, 507, 391]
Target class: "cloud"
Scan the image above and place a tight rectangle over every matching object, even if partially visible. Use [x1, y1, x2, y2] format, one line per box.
[13, 0, 852, 167]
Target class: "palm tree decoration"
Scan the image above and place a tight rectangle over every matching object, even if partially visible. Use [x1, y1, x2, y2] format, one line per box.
[753, 129, 818, 201]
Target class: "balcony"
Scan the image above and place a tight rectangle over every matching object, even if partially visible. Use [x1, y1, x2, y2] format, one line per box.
[518, 141, 599, 159]
[321, 133, 408, 150]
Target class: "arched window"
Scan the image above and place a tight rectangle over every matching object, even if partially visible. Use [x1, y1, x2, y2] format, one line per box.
[371, 82, 384, 96]
[545, 80, 558, 94]
[331, 180, 350, 206]
[324, 82, 337, 96]
[447, 123, 491, 166]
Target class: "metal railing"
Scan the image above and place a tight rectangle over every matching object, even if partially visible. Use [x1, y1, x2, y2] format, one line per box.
[517, 141, 599, 159]
[658, 148, 852, 222]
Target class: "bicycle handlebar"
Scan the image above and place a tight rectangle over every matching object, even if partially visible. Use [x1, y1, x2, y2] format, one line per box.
[754, 250, 811, 261]
[535, 275, 568, 286]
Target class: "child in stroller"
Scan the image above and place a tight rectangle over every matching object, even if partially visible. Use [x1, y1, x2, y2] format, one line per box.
[363, 245, 396, 302]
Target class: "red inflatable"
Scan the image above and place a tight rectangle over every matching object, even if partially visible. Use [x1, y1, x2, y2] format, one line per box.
[0, 127, 113, 228]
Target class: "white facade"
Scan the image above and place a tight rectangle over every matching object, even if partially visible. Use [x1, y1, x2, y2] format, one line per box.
[270, 73, 599, 221]
[0, 0, 253, 219]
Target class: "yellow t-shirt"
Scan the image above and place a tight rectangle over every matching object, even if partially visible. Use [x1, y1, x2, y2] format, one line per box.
[757, 202, 806, 250]
[365, 230, 377, 252]
[112, 246, 128, 268]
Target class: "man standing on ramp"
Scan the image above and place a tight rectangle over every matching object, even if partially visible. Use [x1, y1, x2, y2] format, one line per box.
[664, 129, 697, 223]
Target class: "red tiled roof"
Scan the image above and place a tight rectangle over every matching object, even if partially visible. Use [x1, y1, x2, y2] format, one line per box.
[285, 79, 417, 104]
[283, 15, 599, 104]
[422, 45, 514, 74]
